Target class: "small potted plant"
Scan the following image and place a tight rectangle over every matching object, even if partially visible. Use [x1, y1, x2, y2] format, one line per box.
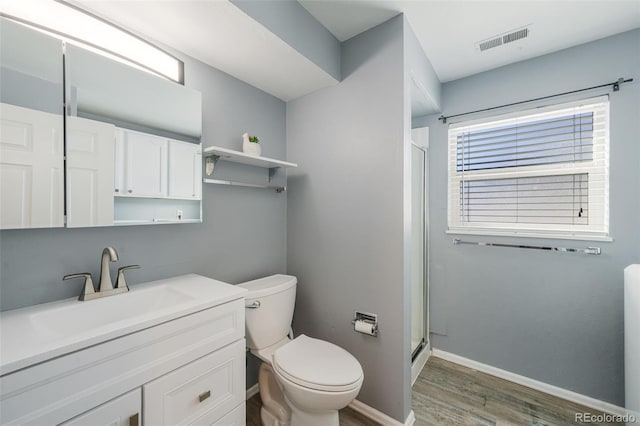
[242, 133, 261, 156]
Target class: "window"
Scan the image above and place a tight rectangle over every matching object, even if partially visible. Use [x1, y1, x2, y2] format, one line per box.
[448, 96, 609, 240]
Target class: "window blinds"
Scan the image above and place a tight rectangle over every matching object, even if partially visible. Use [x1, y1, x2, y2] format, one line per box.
[460, 174, 588, 225]
[448, 96, 609, 239]
[456, 113, 594, 171]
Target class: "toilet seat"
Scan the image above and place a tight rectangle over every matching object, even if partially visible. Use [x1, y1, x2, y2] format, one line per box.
[272, 335, 363, 392]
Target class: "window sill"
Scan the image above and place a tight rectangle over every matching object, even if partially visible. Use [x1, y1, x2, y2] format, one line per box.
[446, 228, 613, 242]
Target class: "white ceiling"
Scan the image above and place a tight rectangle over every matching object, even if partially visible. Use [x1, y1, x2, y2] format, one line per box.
[70, 0, 640, 97]
[300, 0, 640, 82]
[74, 0, 338, 101]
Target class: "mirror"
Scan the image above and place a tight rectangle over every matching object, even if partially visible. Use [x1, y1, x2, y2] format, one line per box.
[0, 19, 203, 229]
[0, 18, 64, 229]
[64, 44, 203, 227]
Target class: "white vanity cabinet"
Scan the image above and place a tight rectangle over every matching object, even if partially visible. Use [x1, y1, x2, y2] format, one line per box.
[0, 275, 246, 426]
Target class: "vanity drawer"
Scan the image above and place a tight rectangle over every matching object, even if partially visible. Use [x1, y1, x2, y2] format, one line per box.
[210, 403, 245, 426]
[143, 339, 245, 426]
[61, 388, 141, 426]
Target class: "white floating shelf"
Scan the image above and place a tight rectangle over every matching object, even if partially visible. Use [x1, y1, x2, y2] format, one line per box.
[203, 146, 297, 169]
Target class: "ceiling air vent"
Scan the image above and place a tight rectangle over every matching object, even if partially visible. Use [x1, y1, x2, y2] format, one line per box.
[477, 26, 530, 52]
[478, 37, 502, 52]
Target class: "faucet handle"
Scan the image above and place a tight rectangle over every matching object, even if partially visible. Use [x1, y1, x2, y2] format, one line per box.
[116, 265, 141, 291]
[63, 273, 96, 301]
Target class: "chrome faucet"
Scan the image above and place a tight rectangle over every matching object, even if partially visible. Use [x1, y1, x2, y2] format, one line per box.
[63, 247, 141, 301]
[99, 247, 119, 292]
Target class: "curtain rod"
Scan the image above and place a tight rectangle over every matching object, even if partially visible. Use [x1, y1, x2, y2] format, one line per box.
[438, 77, 633, 124]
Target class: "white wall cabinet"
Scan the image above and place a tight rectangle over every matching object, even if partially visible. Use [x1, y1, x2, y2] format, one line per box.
[113, 128, 202, 225]
[115, 128, 201, 201]
[0, 103, 63, 229]
[60, 389, 141, 426]
[168, 140, 202, 199]
[122, 130, 168, 197]
[66, 116, 115, 228]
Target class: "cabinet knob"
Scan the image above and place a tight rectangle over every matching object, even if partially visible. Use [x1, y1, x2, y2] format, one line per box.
[115, 188, 119, 193]
[128, 189, 133, 193]
[198, 390, 211, 403]
[129, 413, 139, 426]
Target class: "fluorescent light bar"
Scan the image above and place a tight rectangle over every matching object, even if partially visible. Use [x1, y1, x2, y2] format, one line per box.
[0, 0, 182, 83]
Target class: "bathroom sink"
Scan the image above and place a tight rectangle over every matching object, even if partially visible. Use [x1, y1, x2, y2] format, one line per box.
[0, 274, 247, 375]
[29, 285, 195, 339]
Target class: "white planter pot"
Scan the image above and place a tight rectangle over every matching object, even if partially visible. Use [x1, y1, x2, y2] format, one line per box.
[243, 141, 261, 156]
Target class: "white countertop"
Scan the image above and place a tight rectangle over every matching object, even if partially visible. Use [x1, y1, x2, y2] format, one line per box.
[0, 274, 247, 376]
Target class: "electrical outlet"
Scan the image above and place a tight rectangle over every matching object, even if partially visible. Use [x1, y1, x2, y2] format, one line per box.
[177, 210, 183, 220]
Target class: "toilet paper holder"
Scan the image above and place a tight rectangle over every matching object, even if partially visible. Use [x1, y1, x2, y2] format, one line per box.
[352, 311, 378, 337]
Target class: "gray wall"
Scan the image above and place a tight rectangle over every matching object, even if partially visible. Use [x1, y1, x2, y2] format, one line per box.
[286, 15, 412, 422]
[413, 29, 640, 406]
[231, 0, 341, 81]
[404, 19, 441, 117]
[0, 50, 287, 308]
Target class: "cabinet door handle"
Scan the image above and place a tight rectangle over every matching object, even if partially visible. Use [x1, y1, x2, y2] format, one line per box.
[198, 390, 211, 403]
[129, 413, 139, 426]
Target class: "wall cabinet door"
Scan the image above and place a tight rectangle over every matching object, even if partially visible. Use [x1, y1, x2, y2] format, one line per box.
[0, 103, 63, 229]
[66, 116, 115, 227]
[124, 130, 167, 197]
[60, 388, 141, 426]
[168, 140, 201, 199]
[114, 128, 125, 196]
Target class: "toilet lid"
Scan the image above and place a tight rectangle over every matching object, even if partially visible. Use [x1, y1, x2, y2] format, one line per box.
[272, 335, 363, 392]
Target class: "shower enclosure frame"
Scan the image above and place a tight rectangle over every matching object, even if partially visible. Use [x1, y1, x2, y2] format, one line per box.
[410, 127, 430, 384]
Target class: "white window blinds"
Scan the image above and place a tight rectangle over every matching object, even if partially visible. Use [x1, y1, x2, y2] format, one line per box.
[448, 96, 609, 240]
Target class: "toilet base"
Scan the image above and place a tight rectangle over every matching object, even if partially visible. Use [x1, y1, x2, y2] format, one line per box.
[259, 363, 291, 426]
[285, 395, 340, 426]
[261, 406, 290, 426]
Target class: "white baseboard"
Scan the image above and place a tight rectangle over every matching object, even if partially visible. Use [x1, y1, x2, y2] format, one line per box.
[432, 349, 628, 417]
[411, 342, 430, 386]
[348, 399, 415, 426]
[246, 383, 259, 400]
[404, 410, 416, 426]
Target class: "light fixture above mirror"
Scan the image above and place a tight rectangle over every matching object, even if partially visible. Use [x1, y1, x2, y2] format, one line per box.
[0, 0, 183, 83]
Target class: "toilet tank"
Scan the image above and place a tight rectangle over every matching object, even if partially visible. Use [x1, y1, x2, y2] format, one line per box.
[237, 274, 297, 350]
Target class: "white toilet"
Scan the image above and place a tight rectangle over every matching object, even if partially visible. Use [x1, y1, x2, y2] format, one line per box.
[238, 274, 364, 426]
